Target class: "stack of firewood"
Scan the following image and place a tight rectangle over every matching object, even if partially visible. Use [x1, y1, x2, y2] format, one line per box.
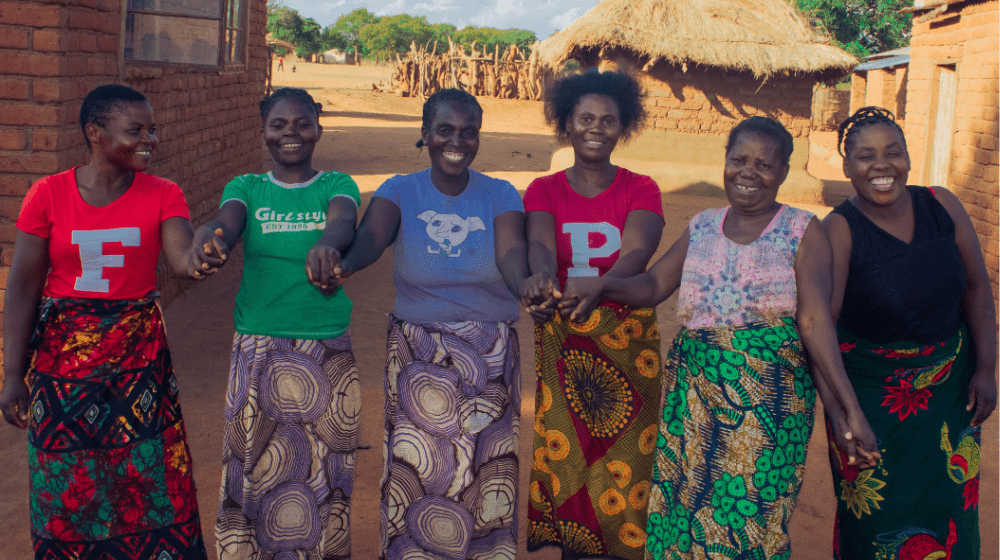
[374, 39, 546, 101]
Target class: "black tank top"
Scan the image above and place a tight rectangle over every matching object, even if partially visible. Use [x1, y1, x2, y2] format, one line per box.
[833, 186, 966, 344]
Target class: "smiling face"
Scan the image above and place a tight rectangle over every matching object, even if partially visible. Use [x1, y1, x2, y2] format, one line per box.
[422, 100, 481, 179]
[91, 100, 157, 172]
[566, 93, 622, 164]
[723, 131, 789, 215]
[263, 98, 322, 168]
[843, 122, 911, 207]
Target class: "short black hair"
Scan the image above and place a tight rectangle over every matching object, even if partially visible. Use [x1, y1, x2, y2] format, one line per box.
[79, 84, 148, 148]
[725, 116, 794, 166]
[838, 106, 907, 158]
[416, 88, 483, 148]
[260, 87, 320, 124]
[545, 70, 646, 143]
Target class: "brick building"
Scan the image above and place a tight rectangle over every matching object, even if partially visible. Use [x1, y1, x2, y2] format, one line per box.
[849, 47, 910, 128]
[903, 0, 999, 305]
[0, 0, 269, 372]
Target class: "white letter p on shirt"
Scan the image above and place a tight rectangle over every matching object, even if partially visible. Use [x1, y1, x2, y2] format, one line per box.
[72, 228, 141, 293]
[563, 222, 622, 277]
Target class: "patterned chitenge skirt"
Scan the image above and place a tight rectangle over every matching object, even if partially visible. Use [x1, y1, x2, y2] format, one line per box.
[827, 325, 979, 560]
[528, 303, 662, 560]
[645, 316, 816, 560]
[216, 331, 361, 559]
[380, 317, 520, 560]
[27, 296, 206, 560]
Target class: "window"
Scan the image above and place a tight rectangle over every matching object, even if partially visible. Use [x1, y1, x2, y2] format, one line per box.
[124, 0, 246, 66]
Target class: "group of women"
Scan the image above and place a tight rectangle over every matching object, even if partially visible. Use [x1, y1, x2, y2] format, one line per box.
[0, 69, 994, 560]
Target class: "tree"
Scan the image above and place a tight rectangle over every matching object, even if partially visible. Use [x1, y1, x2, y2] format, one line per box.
[796, 0, 914, 59]
[267, 6, 324, 57]
[359, 14, 436, 62]
[453, 26, 537, 56]
[330, 8, 379, 58]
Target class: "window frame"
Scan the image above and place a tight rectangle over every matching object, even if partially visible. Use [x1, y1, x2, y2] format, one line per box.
[122, 0, 248, 69]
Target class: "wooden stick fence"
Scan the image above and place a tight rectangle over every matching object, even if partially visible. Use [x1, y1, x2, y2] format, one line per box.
[374, 39, 547, 101]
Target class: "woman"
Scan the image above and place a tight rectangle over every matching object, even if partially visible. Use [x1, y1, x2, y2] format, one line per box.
[331, 88, 528, 560]
[562, 116, 878, 559]
[189, 87, 362, 559]
[522, 70, 665, 560]
[823, 107, 997, 559]
[0, 85, 207, 558]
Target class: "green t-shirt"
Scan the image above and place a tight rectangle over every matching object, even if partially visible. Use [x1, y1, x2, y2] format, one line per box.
[222, 171, 361, 338]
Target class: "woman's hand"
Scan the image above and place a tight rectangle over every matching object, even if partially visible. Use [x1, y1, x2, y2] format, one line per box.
[522, 271, 560, 322]
[827, 406, 880, 469]
[561, 277, 607, 323]
[0, 377, 29, 429]
[189, 226, 227, 279]
[967, 368, 997, 427]
[306, 241, 345, 294]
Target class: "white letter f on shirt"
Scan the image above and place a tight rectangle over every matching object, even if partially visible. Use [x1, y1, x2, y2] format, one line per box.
[72, 228, 141, 293]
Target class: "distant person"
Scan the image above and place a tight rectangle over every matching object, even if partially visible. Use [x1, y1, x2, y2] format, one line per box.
[0, 84, 208, 558]
[277, 56, 284, 71]
[332, 88, 529, 559]
[291, 64, 296, 73]
[190, 87, 362, 559]
[521, 70, 664, 560]
[561, 116, 879, 559]
[823, 107, 996, 559]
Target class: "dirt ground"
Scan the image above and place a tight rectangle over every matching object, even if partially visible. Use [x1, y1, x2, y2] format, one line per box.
[0, 62, 995, 559]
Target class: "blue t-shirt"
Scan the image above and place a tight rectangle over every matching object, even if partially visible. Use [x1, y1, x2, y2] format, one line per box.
[373, 168, 523, 324]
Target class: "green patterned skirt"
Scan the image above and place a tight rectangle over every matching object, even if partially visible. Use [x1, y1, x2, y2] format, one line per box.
[646, 317, 816, 560]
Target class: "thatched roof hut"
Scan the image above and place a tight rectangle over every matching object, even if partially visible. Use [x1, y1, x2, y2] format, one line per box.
[536, 0, 856, 81]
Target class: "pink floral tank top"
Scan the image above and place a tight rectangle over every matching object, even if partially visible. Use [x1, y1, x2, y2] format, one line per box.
[677, 204, 813, 329]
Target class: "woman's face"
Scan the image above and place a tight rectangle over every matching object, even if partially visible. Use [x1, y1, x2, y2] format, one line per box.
[843, 122, 910, 207]
[565, 93, 622, 163]
[723, 131, 788, 214]
[93, 101, 157, 172]
[422, 100, 481, 178]
[263, 98, 322, 168]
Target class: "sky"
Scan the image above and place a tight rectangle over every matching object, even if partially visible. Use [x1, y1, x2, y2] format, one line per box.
[277, 0, 602, 39]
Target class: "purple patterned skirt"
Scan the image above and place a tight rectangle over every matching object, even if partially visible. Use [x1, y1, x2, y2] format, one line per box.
[380, 317, 520, 560]
[215, 331, 361, 559]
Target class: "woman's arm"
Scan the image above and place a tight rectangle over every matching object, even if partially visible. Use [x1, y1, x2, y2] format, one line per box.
[306, 197, 358, 292]
[934, 188, 997, 427]
[0, 231, 49, 428]
[494, 210, 529, 299]
[820, 212, 852, 321]
[795, 217, 879, 466]
[336, 197, 401, 281]
[523, 211, 560, 321]
[189, 200, 247, 277]
[562, 228, 689, 322]
[160, 217, 198, 279]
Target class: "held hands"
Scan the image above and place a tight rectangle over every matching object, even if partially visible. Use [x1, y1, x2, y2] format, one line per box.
[305, 241, 352, 295]
[560, 277, 607, 324]
[0, 377, 30, 429]
[189, 227, 228, 279]
[827, 406, 881, 469]
[522, 272, 560, 323]
[966, 368, 997, 427]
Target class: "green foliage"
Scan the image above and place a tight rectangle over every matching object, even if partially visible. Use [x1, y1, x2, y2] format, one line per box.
[330, 8, 379, 56]
[267, 6, 323, 56]
[453, 26, 537, 56]
[796, 0, 914, 59]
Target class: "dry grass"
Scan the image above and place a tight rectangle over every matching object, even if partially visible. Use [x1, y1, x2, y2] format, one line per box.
[536, 0, 857, 80]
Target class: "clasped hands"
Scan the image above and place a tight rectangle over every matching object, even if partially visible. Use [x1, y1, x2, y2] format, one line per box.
[521, 272, 606, 323]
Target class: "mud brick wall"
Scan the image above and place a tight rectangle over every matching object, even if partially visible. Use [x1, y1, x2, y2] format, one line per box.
[0, 0, 268, 374]
[812, 87, 851, 132]
[904, 0, 999, 306]
[639, 65, 816, 138]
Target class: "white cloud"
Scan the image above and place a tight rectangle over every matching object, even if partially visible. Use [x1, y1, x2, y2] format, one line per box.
[550, 7, 580, 31]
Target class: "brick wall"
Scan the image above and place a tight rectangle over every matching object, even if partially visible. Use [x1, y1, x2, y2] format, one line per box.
[0, 0, 268, 374]
[904, 0, 999, 305]
[639, 65, 816, 138]
[812, 86, 851, 131]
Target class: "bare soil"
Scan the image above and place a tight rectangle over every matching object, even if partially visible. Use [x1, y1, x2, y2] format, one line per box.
[0, 62, 994, 560]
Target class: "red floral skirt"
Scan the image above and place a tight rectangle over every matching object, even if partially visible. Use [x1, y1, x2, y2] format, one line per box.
[27, 296, 206, 560]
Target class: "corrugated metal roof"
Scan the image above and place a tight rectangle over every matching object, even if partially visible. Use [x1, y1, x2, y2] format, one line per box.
[854, 54, 910, 72]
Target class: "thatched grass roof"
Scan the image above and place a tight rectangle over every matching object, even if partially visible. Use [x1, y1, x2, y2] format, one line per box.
[536, 0, 856, 79]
